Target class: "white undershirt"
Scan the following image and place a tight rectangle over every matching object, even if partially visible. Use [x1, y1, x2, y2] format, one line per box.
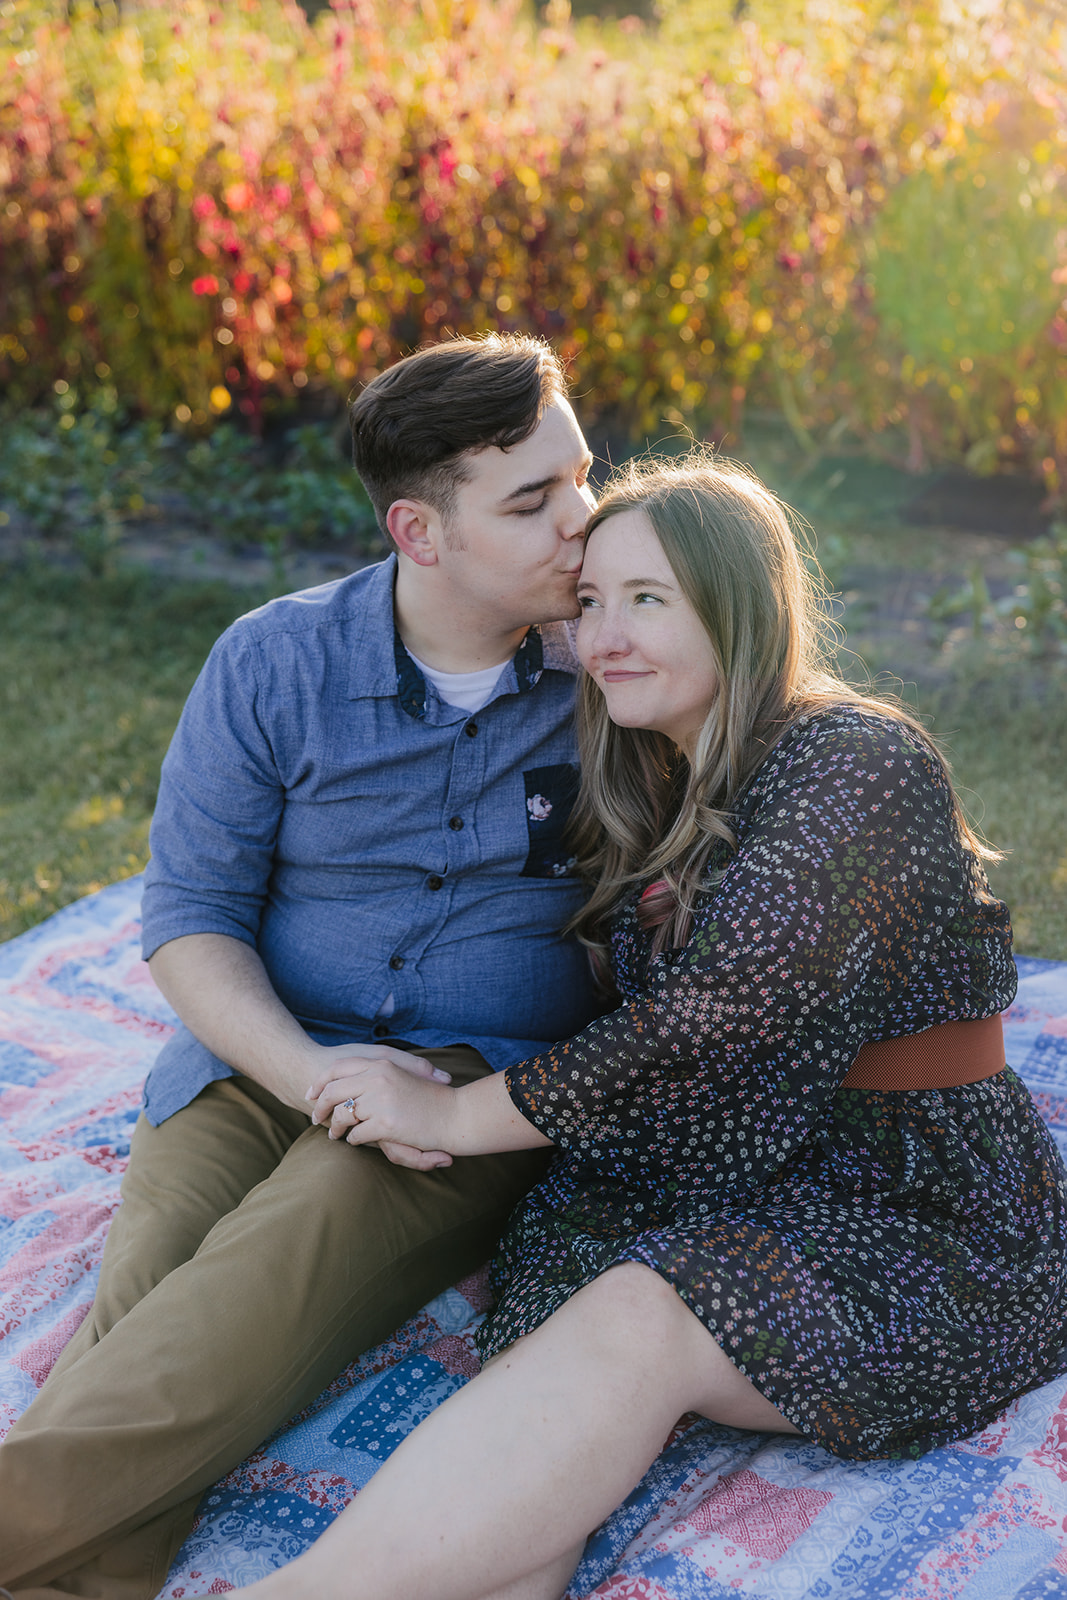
[376, 647, 517, 1018]
[406, 649, 515, 713]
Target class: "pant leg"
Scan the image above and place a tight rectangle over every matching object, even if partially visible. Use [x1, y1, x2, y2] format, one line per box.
[1, 1074, 309, 1599]
[47, 1075, 306, 1385]
[0, 1048, 550, 1598]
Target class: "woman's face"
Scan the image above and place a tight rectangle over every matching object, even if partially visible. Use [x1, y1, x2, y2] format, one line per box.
[576, 508, 718, 758]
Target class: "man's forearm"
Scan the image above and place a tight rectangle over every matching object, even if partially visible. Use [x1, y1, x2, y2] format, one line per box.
[148, 933, 320, 1112]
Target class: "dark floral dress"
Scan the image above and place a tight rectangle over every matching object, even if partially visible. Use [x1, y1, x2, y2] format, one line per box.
[476, 709, 1067, 1460]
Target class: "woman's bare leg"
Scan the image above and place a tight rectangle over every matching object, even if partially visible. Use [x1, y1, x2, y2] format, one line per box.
[224, 1264, 798, 1600]
[472, 1545, 588, 1600]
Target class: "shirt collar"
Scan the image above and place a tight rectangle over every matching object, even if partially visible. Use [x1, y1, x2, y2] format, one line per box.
[346, 555, 580, 718]
[345, 555, 406, 701]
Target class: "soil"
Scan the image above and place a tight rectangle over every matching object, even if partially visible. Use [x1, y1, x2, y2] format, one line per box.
[838, 468, 1054, 685]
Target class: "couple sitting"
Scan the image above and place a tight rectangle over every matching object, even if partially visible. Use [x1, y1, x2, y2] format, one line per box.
[2, 334, 1066, 1600]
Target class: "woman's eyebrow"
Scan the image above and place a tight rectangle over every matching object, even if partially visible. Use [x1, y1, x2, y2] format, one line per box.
[576, 576, 674, 592]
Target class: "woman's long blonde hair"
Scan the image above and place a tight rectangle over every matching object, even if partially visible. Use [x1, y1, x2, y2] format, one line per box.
[566, 450, 989, 962]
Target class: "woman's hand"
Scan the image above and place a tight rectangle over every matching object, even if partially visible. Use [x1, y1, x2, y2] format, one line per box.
[307, 1043, 455, 1170]
[309, 1050, 553, 1164]
[307, 1051, 457, 1168]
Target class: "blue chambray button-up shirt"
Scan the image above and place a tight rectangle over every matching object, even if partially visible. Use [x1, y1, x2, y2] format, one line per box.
[140, 556, 602, 1125]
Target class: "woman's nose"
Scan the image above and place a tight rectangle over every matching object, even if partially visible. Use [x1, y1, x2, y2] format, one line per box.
[589, 609, 631, 657]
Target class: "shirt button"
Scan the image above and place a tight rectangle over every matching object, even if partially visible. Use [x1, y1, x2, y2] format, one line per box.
[389, 955, 405, 970]
[372, 1023, 389, 1038]
[465, 721, 478, 737]
[426, 874, 444, 890]
[448, 816, 464, 831]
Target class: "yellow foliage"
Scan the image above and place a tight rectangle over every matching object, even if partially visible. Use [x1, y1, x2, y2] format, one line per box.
[64, 794, 125, 830]
[0, 0, 1063, 474]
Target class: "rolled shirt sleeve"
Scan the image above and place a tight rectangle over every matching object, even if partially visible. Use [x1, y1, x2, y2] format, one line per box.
[141, 627, 283, 958]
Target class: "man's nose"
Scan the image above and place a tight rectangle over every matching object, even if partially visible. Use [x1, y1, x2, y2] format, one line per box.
[562, 482, 595, 538]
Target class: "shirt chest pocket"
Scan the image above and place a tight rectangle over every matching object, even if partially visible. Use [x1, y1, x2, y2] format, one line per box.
[520, 763, 581, 879]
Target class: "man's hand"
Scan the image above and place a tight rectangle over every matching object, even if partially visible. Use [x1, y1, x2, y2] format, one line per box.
[307, 1043, 455, 1170]
[149, 936, 452, 1141]
[307, 1052, 457, 1162]
[308, 1056, 552, 1160]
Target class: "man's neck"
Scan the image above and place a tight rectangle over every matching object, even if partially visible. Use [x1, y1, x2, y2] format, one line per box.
[393, 565, 530, 673]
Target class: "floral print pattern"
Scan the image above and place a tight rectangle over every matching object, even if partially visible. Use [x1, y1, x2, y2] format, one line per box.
[520, 763, 581, 879]
[478, 710, 1067, 1460]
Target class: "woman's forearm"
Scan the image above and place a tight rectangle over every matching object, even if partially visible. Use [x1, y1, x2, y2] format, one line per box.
[443, 1071, 552, 1156]
[314, 1061, 552, 1157]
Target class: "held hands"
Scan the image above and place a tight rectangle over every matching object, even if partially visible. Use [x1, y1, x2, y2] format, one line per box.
[306, 1041, 456, 1171]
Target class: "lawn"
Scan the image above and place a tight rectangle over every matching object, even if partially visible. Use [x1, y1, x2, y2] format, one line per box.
[0, 566, 247, 938]
[759, 434, 1067, 962]
[925, 678, 1067, 959]
[1, 444, 1065, 959]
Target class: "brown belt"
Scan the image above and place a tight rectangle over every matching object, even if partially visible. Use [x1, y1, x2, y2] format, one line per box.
[840, 1014, 1005, 1092]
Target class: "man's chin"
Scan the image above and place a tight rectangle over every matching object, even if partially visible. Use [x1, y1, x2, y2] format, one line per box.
[543, 589, 582, 623]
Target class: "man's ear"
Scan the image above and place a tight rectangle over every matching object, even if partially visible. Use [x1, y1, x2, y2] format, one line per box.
[387, 500, 440, 566]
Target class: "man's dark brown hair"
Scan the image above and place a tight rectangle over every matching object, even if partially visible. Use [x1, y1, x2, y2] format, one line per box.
[349, 332, 569, 539]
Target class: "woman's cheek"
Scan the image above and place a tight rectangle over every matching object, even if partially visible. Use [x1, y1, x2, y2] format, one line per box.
[575, 618, 597, 670]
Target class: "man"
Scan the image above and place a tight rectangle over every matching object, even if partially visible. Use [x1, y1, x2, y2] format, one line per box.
[0, 333, 601, 1600]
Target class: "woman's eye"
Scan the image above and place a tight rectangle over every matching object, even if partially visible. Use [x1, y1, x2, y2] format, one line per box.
[577, 595, 600, 610]
[634, 591, 664, 605]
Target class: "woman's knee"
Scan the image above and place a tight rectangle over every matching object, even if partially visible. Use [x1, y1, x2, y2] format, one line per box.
[570, 1262, 698, 1360]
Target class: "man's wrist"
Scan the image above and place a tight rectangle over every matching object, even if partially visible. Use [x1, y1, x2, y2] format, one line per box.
[245, 1032, 325, 1109]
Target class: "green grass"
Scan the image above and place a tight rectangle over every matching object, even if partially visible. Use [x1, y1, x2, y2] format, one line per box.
[919, 668, 1067, 962]
[1, 548, 1064, 961]
[0, 563, 248, 937]
[733, 423, 1067, 960]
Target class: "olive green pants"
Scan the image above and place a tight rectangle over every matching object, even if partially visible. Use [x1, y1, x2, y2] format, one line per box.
[0, 1049, 549, 1599]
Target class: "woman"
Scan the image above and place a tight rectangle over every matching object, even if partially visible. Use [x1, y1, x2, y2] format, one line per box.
[223, 454, 1067, 1600]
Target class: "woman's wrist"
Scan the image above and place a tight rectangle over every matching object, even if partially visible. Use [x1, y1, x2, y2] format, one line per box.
[436, 1082, 467, 1154]
[448, 1072, 551, 1156]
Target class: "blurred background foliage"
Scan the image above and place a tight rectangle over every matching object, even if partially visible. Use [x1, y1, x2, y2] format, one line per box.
[1, 0, 1065, 491]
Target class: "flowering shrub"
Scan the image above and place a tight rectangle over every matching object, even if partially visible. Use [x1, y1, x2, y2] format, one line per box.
[1, 0, 1065, 492]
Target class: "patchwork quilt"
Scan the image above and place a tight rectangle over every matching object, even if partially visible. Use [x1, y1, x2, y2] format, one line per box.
[3, 875, 1067, 1599]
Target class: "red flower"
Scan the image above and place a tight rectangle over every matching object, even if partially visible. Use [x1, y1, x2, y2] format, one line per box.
[191, 275, 219, 296]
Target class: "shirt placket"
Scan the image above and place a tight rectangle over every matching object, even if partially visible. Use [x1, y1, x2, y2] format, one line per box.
[370, 705, 489, 1039]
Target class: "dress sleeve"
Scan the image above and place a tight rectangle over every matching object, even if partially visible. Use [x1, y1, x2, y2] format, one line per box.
[504, 713, 1014, 1188]
[140, 624, 283, 959]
